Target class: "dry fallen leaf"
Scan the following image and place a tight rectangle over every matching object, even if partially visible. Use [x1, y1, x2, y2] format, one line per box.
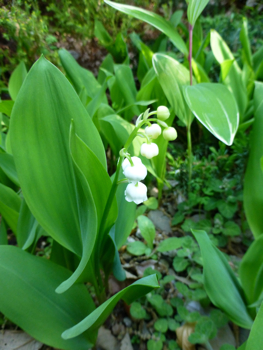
[0, 331, 43, 350]
[176, 323, 196, 350]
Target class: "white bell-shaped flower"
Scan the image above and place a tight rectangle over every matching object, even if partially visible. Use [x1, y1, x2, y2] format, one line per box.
[163, 127, 178, 141]
[145, 123, 161, 139]
[140, 142, 159, 159]
[125, 182, 147, 204]
[157, 106, 170, 121]
[122, 156, 147, 183]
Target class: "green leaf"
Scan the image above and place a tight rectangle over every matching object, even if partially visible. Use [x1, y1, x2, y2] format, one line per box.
[8, 61, 27, 101]
[153, 53, 193, 127]
[192, 58, 210, 83]
[130, 302, 146, 319]
[172, 212, 185, 226]
[222, 221, 241, 236]
[10, 56, 106, 256]
[183, 83, 239, 146]
[245, 301, 263, 350]
[0, 245, 96, 350]
[62, 275, 159, 339]
[192, 230, 253, 329]
[173, 256, 190, 272]
[0, 219, 7, 245]
[157, 237, 184, 252]
[239, 234, 263, 304]
[137, 215, 155, 249]
[244, 82, 263, 238]
[240, 17, 252, 68]
[147, 339, 163, 350]
[218, 200, 237, 219]
[0, 100, 14, 117]
[168, 318, 180, 331]
[0, 183, 21, 234]
[210, 30, 247, 119]
[189, 317, 217, 344]
[154, 319, 168, 333]
[0, 153, 20, 186]
[127, 241, 148, 256]
[104, 0, 188, 55]
[210, 309, 228, 328]
[220, 345, 236, 350]
[187, 0, 209, 27]
[59, 49, 103, 99]
[144, 197, 158, 210]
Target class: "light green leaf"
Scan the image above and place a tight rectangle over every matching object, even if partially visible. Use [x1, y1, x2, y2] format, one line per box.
[192, 58, 210, 83]
[192, 230, 253, 329]
[0, 100, 14, 117]
[157, 237, 184, 252]
[144, 197, 158, 210]
[0, 153, 20, 186]
[187, 0, 209, 27]
[8, 61, 27, 101]
[130, 302, 147, 319]
[10, 56, 106, 256]
[153, 53, 193, 127]
[244, 82, 263, 238]
[104, 0, 188, 55]
[183, 83, 239, 145]
[239, 234, 263, 304]
[59, 49, 103, 99]
[0, 183, 21, 234]
[222, 221, 241, 237]
[137, 215, 155, 249]
[147, 339, 163, 350]
[127, 241, 148, 256]
[245, 302, 263, 350]
[240, 17, 252, 68]
[210, 30, 247, 119]
[0, 245, 96, 350]
[154, 319, 168, 333]
[62, 275, 159, 339]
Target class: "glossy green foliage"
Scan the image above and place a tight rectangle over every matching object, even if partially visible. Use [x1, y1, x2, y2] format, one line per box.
[239, 234, 263, 305]
[192, 230, 253, 329]
[240, 17, 253, 68]
[0, 153, 19, 186]
[187, 0, 209, 27]
[183, 83, 239, 145]
[0, 100, 14, 117]
[137, 215, 155, 249]
[0, 245, 96, 350]
[210, 30, 247, 119]
[244, 82, 263, 238]
[104, 0, 188, 55]
[10, 56, 106, 257]
[8, 61, 27, 101]
[153, 53, 193, 127]
[62, 274, 159, 339]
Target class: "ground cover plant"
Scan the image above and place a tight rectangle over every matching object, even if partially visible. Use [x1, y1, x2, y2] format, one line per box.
[0, 0, 263, 350]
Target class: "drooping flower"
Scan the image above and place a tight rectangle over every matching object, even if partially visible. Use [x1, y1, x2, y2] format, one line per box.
[157, 106, 170, 121]
[145, 123, 161, 139]
[140, 143, 159, 159]
[125, 182, 147, 204]
[163, 127, 178, 141]
[122, 156, 147, 183]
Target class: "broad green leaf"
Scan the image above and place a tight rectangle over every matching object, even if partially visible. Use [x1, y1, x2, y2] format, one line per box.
[183, 83, 239, 145]
[86, 80, 108, 118]
[239, 234, 263, 304]
[0, 183, 21, 234]
[0, 245, 96, 350]
[0, 153, 19, 186]
[153, 53, 193, 127]
[187, 0, 209, 27]
[240, 17, 252, 68]
[137, 215, 155, 249]
[0, 100, 14, 117]
[108, 226, 126, 281]
[244, 82, 263, 238]
[192, 230, 253, 329]
[10, 56, 106, 256]
[245, 302, 263, 350]
[210, 30, 247, 119]
[104, 0, 188, 55]
[62, 275, 159, 339]
[157, 237, 183, 252]
[59, 49, 103, 99]
[220, 59, 234, 81]
[0, 219, 7, 245]
[98, 54, 114, 85]
[8, 61, 27, 101]
[144, 197, 158, 210]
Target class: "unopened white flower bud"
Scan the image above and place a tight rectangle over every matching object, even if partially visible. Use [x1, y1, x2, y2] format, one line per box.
[125, 182, 148, 204]
[163, 127, 177, 141]
[145, 124, 161, 139]
[140, 143, 159, 159]
[157, 106, 170, 121]
[122, 156, 147, 183]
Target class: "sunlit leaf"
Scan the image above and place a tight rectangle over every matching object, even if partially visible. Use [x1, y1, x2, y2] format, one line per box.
[8, 61, 27, 101]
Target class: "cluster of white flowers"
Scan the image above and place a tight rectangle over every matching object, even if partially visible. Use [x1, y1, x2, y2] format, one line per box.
[121, 106, 178, 205]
